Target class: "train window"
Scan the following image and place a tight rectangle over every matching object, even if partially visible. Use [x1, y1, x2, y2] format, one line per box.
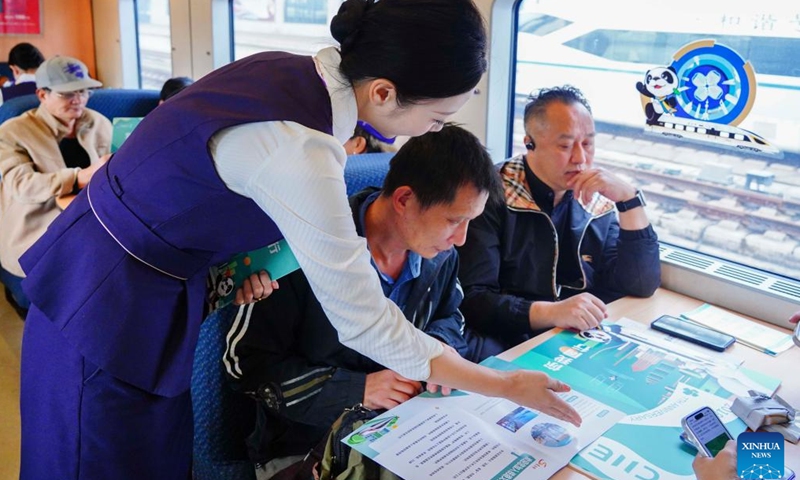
[519, 13, 572, 36]
[565, 31, 800, 78]
[231, 0, 341, 60]
[135, 0, 174, 89]
[513, 0, 800, 281]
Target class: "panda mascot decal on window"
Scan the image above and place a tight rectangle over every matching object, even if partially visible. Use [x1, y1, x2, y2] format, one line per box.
[635, 39, 781, 158]
[636, 66, 679, 125]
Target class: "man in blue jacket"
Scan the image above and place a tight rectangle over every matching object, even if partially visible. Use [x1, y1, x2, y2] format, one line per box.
[458, 85, 661, 360]
[224, 124, 501, 477]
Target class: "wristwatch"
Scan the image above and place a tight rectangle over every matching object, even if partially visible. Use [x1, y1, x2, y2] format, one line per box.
[615, 190, 646, 212]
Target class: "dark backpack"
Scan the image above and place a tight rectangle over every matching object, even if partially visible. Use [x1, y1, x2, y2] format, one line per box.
[272, 404, 403, 480]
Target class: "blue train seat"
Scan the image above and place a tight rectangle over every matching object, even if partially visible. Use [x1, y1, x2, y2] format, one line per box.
[0, 88, 159, 125]
[343, 151, 395, 195]
[192, 305, 257, 480]
[0, 93, 37, 125]
[87, 88, 160, 120]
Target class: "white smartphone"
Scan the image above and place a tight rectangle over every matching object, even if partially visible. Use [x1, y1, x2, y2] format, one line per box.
[681, 406, 733, 457]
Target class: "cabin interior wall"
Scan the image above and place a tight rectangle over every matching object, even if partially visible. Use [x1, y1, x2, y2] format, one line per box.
[0, 0, 96, 77]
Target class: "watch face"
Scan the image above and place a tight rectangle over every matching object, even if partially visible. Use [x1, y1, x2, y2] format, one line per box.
[636, 190, 646, 207]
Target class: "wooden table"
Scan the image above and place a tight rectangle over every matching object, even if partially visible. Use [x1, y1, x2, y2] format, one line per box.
[498, 288, 800, 479]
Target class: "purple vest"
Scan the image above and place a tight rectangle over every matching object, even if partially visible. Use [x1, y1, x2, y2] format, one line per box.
[21, 52, 334, 396]
[1, 81, 36, 102]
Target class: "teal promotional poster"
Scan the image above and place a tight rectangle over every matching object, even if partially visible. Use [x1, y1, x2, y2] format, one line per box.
[510, 323, 780, 479]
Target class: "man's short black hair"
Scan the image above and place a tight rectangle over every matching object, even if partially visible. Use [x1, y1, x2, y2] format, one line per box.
[381, 124, 502, 209]
[523, 84, 592, 127]
[8, 43, 44, 71]
[159, 76, 194, 102]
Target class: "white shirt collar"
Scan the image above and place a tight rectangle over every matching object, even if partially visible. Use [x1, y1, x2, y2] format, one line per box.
[313, 47, 357, 145]
[16, 73, 37, 84]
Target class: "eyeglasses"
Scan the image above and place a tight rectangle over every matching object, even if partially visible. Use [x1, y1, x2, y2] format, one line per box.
[45, 88, 93, 100]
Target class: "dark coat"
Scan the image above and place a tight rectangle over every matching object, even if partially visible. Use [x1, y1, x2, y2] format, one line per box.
[458, 155, 661, 345]
[225, 187, 468, 461]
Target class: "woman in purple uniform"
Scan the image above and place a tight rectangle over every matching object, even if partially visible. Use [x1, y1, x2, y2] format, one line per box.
[19, 1, 581, 478]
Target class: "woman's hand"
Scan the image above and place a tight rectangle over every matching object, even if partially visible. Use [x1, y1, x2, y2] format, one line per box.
[504, 370, 582, 427]
[426, 342, 459, 396]
[428, 347, 582, 427]
[234, 270, 279, 305]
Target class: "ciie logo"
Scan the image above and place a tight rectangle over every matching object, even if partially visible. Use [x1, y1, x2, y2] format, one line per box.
[737, 432, 784, 480]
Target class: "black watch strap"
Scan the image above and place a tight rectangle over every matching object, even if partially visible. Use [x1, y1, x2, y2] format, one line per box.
[615, 190, 646, 212]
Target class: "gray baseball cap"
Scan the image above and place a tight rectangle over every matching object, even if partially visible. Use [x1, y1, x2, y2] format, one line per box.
[35, 56, 102, 92]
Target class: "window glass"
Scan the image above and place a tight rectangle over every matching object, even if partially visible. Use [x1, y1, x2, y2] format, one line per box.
[136, 0, 173, 90]
[513, 0, 800, 280]
[232, 0, 343, 60]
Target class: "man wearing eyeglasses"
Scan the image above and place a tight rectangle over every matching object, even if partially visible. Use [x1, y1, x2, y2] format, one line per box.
[0, 56, 111, 317]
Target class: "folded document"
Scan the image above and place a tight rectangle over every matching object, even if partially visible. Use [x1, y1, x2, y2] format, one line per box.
[681, 304, 794, 356]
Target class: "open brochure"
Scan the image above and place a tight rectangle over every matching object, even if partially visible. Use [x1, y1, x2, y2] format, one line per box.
[509, 321, 781, 479]
[344, 388, 625, 480]
[207, 239, 300, 309]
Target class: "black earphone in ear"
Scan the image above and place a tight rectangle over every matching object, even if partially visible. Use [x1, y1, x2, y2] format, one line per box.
[524, 137, 536, 151]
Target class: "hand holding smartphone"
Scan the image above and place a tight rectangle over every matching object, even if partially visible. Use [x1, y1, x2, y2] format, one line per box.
[651, 315, 735, 352]
[681, 406, 733, 457]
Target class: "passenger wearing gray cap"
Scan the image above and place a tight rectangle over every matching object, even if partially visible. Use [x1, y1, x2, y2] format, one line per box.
[0, 55, 111, 316]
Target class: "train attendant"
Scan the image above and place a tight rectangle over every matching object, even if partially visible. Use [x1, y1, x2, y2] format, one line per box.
[19, 1, 581, 479]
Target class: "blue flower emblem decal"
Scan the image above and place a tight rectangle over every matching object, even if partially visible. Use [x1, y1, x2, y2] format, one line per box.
[668, 39, 756, 125]
[691, 70, 723, 102]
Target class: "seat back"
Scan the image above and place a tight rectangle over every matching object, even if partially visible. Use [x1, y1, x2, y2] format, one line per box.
[0, 88, 160, 126]
[0, 62, 12, 80]
[0, 93, 38, 125]
[86, 88, 160, 120]
[343, 152, 394, 195]
[192, 304, 257, 480]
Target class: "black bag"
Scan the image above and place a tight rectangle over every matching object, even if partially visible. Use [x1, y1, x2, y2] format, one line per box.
[271, 404, 403, 480]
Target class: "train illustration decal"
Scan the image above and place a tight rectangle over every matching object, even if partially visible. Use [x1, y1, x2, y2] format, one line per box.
[636, 39, 781, 158]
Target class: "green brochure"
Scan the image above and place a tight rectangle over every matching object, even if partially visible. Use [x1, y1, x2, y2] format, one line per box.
[111, 117, 144, 153]
[208, 239, 300, 310]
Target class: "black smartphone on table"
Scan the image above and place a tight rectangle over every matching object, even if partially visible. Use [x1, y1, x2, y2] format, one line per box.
[651, 314, 735, 351]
